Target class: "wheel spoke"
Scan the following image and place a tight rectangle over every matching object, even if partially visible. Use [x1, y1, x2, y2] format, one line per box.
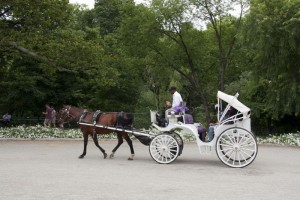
[232, 151, 237, 166]
[240, 151, 248, 163]
[167, 151, 175, 157]
[224, 134, 235, 145]
[166, 139, 174, 145]
[240, 142, 256, 148]
[219, 148, 233, 158]
[168, 144, 178, 148]
[219, 143, 234, 148]
[220, 146, 233, 151]
[238, 152, 242, 166]
[239, 148, 254, 158]
[150, 150, 160, 157]
[227, 131, 236, 144]
[239, 136, 253, 146]
[240, 147, 256, 152]
[220, 139, 234, 146]
[237, 131, 241, 143]
[226, 150, 234, 162]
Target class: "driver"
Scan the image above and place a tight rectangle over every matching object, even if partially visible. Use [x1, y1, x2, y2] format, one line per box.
[169, 86, 183, 108]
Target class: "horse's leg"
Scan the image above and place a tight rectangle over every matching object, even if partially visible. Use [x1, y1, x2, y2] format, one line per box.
[79, 133, 88, 159]
[92, 133, 107, 159]
[123, 133, 135, 160]
[109, 133, 123, 159]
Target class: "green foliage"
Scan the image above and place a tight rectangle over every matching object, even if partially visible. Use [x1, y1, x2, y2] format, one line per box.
[94, 0, 128, 35]
[242, 0, 300, 119]
[0, 0, 298, 134]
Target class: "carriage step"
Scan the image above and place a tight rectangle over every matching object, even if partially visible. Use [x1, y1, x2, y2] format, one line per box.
[199, 145, 213, 154]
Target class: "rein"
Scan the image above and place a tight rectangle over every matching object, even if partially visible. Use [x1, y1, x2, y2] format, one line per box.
[60, 105, 148, 126]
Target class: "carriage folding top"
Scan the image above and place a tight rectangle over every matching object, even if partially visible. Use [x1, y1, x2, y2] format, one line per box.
[217, 91, 250, 123]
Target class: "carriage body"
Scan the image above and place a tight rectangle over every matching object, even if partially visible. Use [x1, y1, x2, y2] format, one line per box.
[149, 91, 258, 168]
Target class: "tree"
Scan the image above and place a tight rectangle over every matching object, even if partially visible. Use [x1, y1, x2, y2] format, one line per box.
[243, 0, 300, 119]
[191, 0, 249, 91]
[0, 0, 118, 115]
[118, 0, 247, 124]
[94, 0, 125, 36]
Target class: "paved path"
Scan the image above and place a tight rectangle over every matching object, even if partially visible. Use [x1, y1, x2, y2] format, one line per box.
[0, 140, 300, 200]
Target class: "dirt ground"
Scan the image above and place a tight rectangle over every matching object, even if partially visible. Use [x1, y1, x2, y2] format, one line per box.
[0, 140, 299, 200]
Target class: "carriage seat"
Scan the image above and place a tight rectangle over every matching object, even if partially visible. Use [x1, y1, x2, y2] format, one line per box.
[183, 114, 193, 124]
[166, 102, 187, 118]
[183, 114, 206, 141]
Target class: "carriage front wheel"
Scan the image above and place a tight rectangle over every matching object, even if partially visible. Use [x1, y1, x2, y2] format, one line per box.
[216, 128, 258, 168]
[149, 134, 180, 164]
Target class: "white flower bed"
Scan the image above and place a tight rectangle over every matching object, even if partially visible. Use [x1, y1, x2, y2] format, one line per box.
[257, 132, 300, 146]
[0, 125, 119, 140]
[0, 125, 81, 139]
[0, 125, 299, 146]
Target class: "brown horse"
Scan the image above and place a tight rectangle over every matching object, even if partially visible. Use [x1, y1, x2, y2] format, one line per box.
[57, 105, 135, 160]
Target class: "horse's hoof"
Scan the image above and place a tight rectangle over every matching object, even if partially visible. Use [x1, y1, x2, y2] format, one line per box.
[128, 154, 134, 160]
[103, 153, 107, 159]
[78, 155, 85, 159]
[109, 153, 114, 159]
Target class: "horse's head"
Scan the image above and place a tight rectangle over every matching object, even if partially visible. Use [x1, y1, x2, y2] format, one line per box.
[57, 105, 72, 128]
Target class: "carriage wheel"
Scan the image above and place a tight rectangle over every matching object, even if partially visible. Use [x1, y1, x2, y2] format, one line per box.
[216, 128, 258, 168]
[149, 134, 180, 164]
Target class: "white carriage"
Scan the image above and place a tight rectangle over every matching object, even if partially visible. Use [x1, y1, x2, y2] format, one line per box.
[148, 91, 258, 168]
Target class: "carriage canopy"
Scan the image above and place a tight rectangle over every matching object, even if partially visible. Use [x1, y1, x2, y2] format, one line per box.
[217, 91, 250, 115]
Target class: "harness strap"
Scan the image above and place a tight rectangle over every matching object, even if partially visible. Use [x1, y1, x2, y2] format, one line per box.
[92, 110, 102, 138]
[78, 109, 88, 123]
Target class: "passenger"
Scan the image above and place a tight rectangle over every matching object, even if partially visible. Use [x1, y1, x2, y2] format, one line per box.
[161, 101, 172, 119]
[207, 105, 236, 142]
[156, 101, 172, 127]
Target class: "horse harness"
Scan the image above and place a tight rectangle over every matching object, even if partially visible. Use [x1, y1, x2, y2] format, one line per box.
[77, 109, 134, 137]
[60, 106, 73, 121]
[78, 110, 102, 138]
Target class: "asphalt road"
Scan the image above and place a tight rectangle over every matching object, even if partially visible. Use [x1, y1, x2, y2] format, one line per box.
[0, 140, 299, 200]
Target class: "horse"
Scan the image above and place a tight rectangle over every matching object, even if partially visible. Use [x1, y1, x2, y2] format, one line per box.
[57, 105, 135, 160]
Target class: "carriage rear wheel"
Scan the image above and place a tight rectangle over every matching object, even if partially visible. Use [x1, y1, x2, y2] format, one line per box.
[149, 134, 180, 164]
[216, 127, 258, 168]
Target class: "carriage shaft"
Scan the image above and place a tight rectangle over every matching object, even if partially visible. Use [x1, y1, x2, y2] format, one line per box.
[78, 122, 154, 138]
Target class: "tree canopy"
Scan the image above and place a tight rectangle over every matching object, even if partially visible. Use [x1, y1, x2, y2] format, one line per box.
[0, 0, 299, 133]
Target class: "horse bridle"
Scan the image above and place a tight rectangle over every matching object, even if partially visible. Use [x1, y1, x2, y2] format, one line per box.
[59, 106, 88, 124]
[59, 106, 73, 123]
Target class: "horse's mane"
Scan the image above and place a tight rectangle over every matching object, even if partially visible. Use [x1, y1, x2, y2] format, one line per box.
[71, 106, 87, 112]
[63, 105, 86, 113]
